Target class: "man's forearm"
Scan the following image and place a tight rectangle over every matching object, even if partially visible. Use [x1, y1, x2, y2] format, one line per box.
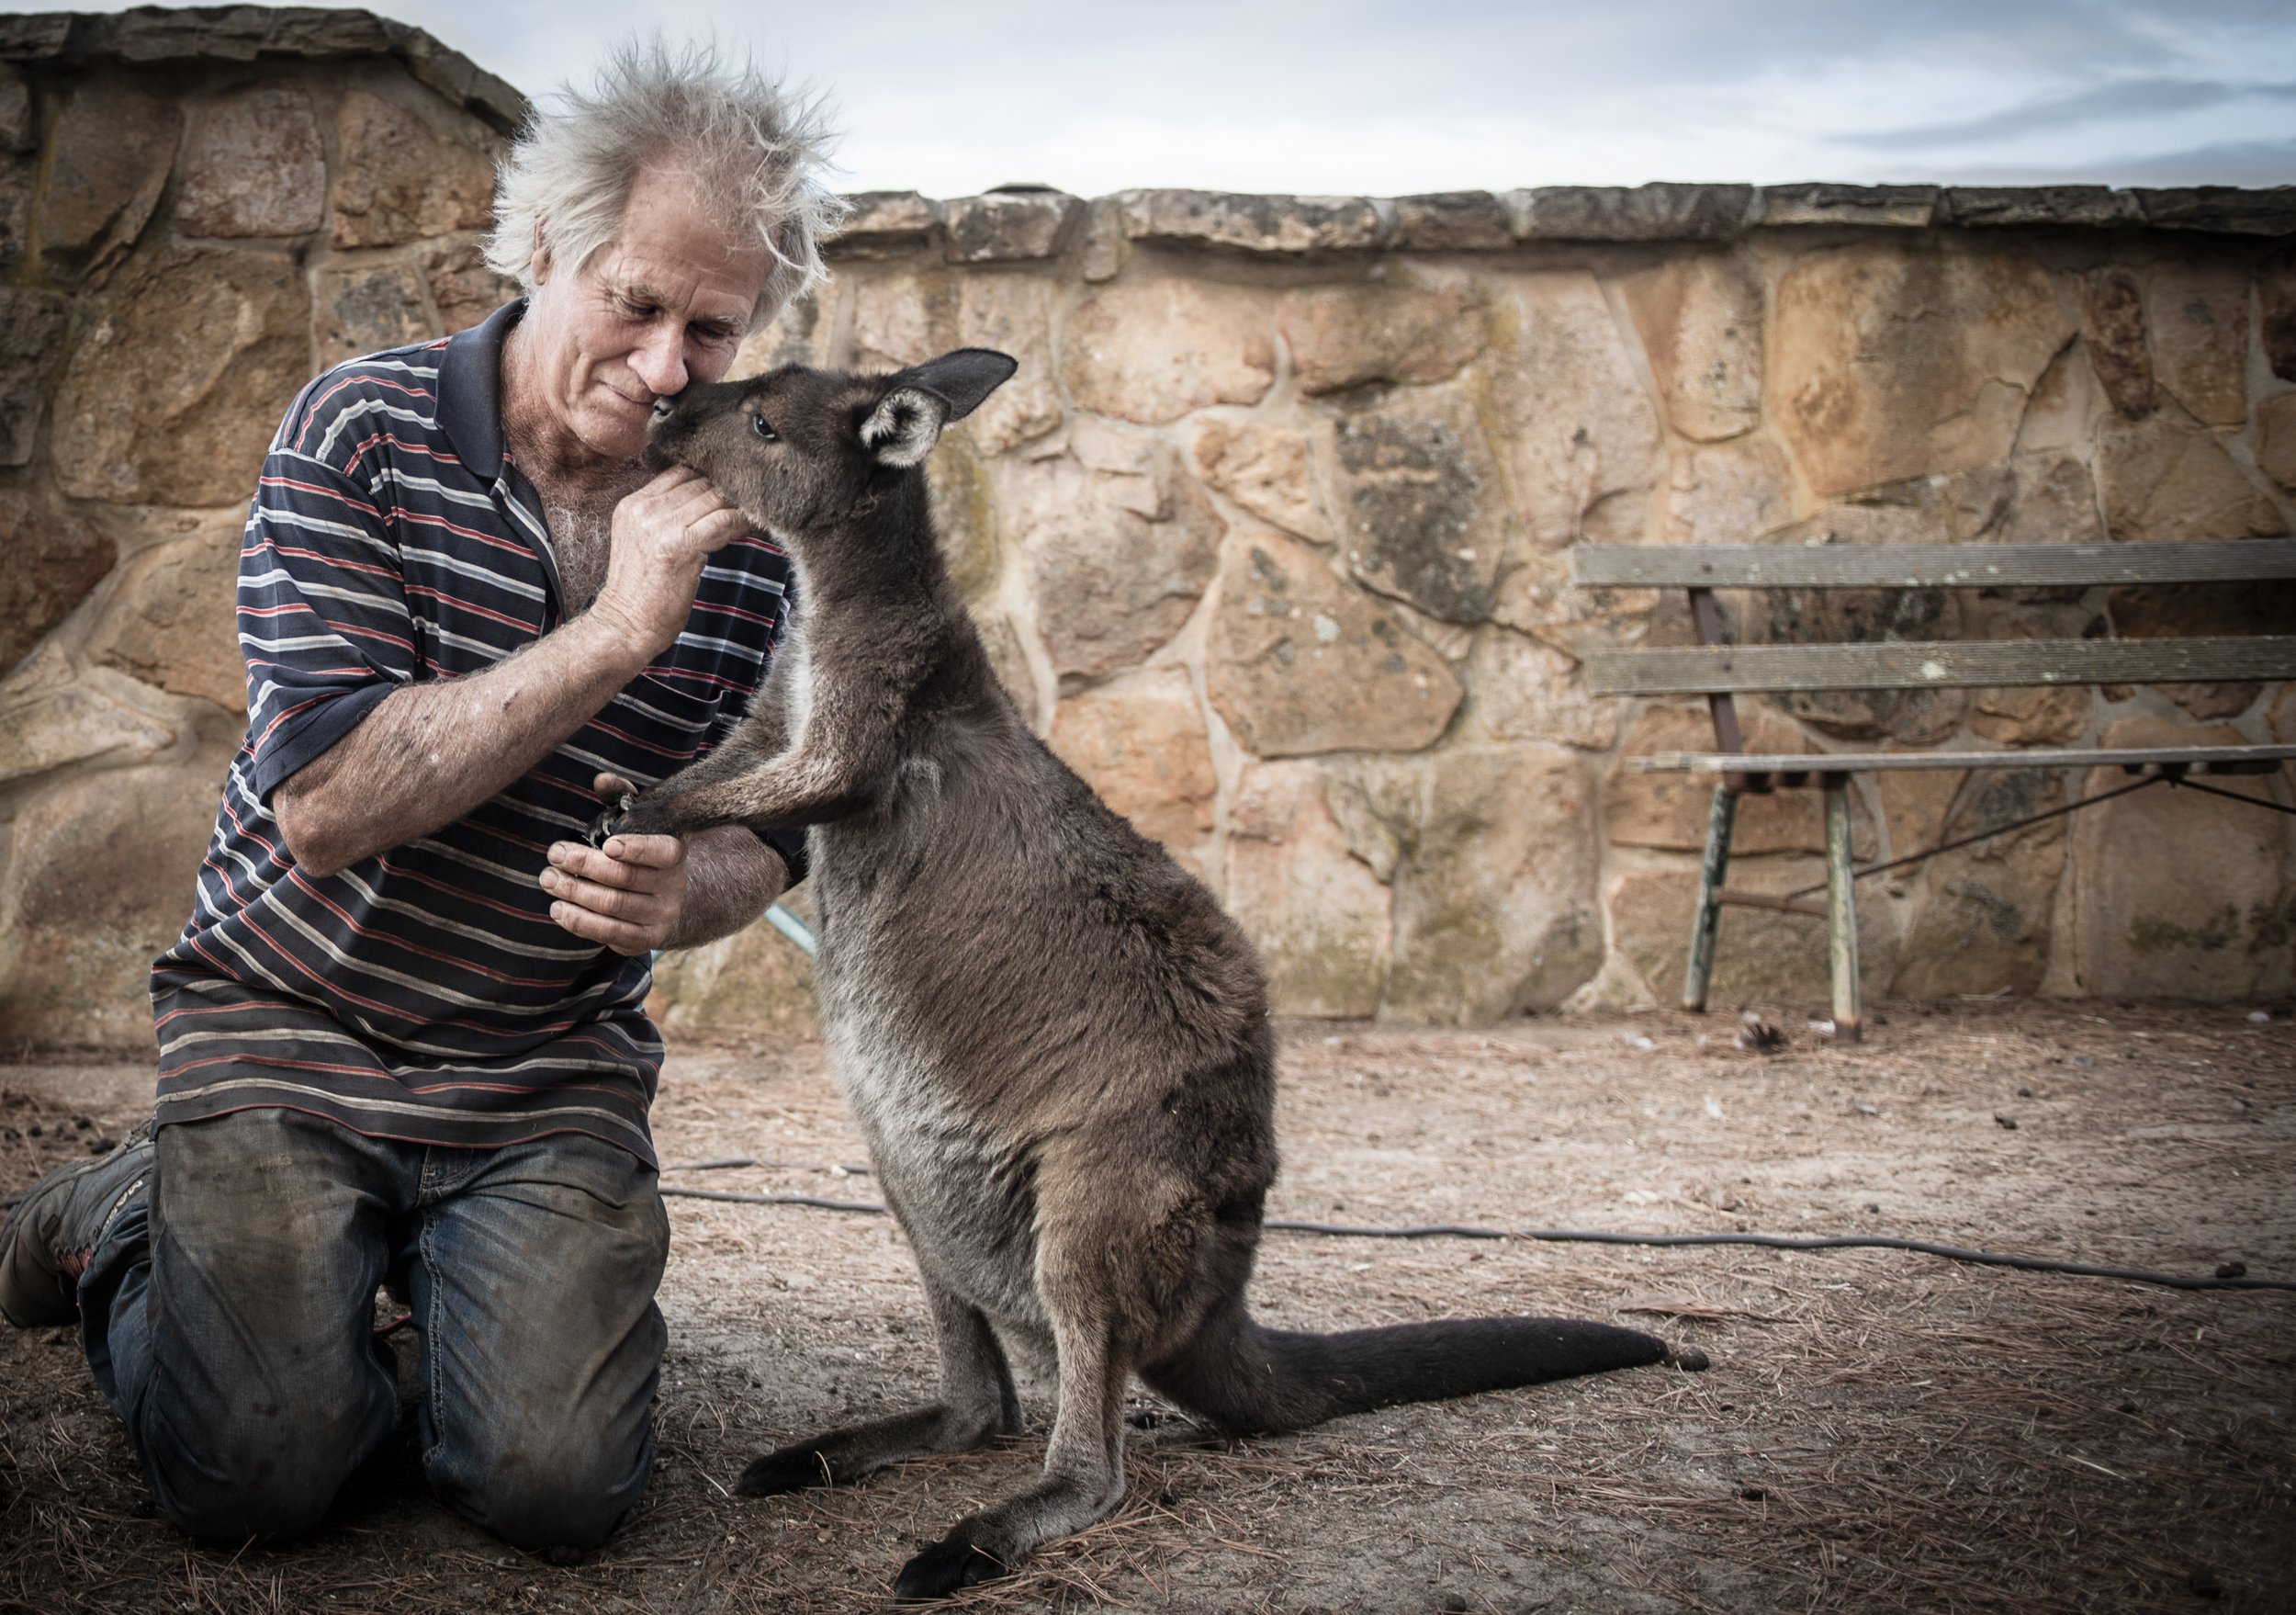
[663, 826, 791, 950]
[276, 613, 651, 876]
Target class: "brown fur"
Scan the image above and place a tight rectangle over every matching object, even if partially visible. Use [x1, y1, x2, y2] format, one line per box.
[612, 351, 1700, 1598]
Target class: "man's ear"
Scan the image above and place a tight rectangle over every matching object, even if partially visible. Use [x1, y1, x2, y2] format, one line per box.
[860, 388, 951, 469]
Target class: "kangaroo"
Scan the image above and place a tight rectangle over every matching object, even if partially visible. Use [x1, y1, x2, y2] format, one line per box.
[608, 348, 1708, 1599]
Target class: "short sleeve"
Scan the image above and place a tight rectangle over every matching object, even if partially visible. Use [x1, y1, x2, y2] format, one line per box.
[240, 444, 415, 800]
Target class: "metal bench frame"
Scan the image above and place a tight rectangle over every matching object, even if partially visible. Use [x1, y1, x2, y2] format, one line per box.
[1572, 539, 2296, 1040]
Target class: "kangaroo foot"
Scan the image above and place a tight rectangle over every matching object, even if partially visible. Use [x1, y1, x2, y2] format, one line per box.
[893, 1536, 1006, 1601]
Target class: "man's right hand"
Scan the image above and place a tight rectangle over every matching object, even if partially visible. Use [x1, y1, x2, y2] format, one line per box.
[588, 467, 753, 660]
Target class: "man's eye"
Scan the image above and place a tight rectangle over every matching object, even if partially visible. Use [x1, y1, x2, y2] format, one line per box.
[751, 413, 778, 442]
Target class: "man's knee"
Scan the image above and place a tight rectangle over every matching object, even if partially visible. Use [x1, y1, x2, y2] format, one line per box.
[434, 1424, 652, 1552]
[141, 1413, 367, 1545]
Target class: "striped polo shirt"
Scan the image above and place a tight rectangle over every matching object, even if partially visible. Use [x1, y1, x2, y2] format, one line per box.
[149, 299, 801, 1166]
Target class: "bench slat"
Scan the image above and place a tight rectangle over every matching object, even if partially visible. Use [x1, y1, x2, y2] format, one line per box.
[1627, 744, 2296, 775]
[1571, 538, 2296, 590]
[1584, 637, 2296, 695]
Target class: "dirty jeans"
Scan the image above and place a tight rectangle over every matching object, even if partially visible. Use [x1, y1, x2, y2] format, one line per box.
[76, 1107, 670, 1551]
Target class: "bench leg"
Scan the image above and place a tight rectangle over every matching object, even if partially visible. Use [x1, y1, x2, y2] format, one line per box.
[1683, 785, 1739, 1012]
[1823, 774, 1863, 1043]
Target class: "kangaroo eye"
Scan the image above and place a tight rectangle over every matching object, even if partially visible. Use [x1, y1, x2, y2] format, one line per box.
[750, 412, 779, 442]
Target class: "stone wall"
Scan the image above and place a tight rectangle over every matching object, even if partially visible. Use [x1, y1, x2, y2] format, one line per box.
[6, 12, 2294, 1051]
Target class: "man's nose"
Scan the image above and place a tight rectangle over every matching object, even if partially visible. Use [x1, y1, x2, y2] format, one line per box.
[628, 325, 688, 398]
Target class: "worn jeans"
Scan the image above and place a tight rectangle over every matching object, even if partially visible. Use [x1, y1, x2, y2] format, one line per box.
[77, 1107, 670, 1551]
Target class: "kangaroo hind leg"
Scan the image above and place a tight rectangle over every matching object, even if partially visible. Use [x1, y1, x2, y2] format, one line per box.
[893, 1220, 1136, 1599]
[736, 1274, 1019, 1497]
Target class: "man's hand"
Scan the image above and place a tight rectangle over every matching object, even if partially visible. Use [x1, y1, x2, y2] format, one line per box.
[545, 774, 688, 954]
[587, 466, 752, 661]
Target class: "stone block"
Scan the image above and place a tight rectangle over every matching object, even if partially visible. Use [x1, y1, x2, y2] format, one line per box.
[315, 262, 433, 369]
[1390, 192, 1511, 252]
[1608, 862, 1897, 1009]
[2129, 186, 2296, 236]
[0, 747, 231, 1049]
[84, 509, 245, 713]
[1876, 767, 1963, 864]
[1224, 760, 1392, 1018]
[175, 85, 325, 238]
[2097, 405, 2286, 542]
[1330, 387, 1506, 623]
[1941, 186, 2139, 228]
[1277, 279, 1486, 395]
[0, 69, 28, 152]
[1619, 253, 1764, 442]
[1206, 530, 1460, 757]
[974, 613, 1041, 732]
[1384, 746, 1604, 1022]
[1756, 184, 1939, 229]
[0, 152, 31, 269]
[827, 191, 940, 258]
[1114, 189, 1383, 254]
[2273, 686, 2296, 744]
[1662, 436, 1793, 547]
[2015, 342, 2102, 456]
[2260, 248, 2296, 383]
[1603, 703, 1874, 856]
[418, 238, 517, 334]
[1970, 683, 2088, 746]
[2080, 268, 2155, 417]
[330, 88, 496, 249]
[648, 912, 818, 1038]
[1048, 667, 1215, 875]
[1078, 198, 1126, 282]
[1191, 418, 1334, 545]
[955, 274, 1060, 454]
[0, 489, 115, 674]
[1062, 278, 1275, 424]
[1773, 243, 2072, 497]
[2069, 717, 2294, 999]
[2148, 261, 2249, 428]
[942, 188, 1081, 263]
[1993, 454, 2106, 547]
[51, 246, 311, 506]
[1487, 548, 1668, 661]
[852, 270, 954, 368]
[2257, 391, 2296, 490]
[1007, 421, 1224, 683]
[1489, 270, 1663, 548]
[39, 78, 181, 285]
[732, 288, 832, 376]
[0, 285, 68, 466]
[927, 431, 997, 603]
[1464, 627, 1615, 751]
[0, 645, 177, 790]
[1507, 184, 1751, 242]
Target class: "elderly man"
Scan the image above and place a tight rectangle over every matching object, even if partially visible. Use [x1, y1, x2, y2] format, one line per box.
[0, 47, 840, 1553]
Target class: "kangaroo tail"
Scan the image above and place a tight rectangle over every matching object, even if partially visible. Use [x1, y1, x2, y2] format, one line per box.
[1142, 1301, 1704, 1437]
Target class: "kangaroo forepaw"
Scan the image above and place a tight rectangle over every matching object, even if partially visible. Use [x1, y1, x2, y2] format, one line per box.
[734, 1442, 840, 1496]
[585, 790, 636, 848]
[893, 1536, 1007, 1601]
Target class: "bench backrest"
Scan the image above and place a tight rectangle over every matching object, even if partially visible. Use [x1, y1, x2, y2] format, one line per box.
[1575, 539, 2296, 697]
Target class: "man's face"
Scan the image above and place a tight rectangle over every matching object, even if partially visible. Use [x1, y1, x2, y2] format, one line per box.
[521, 163, 774, 465]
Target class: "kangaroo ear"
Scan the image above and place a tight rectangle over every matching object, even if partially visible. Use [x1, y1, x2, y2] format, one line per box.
[895, 348, 1018, 423]
[859, 387, 951, 469]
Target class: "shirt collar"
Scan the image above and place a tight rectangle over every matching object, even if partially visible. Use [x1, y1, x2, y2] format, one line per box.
[437, 296, 526, 481]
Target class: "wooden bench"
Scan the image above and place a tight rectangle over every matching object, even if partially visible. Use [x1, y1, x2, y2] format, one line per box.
[1573, 538, 2296, 1040]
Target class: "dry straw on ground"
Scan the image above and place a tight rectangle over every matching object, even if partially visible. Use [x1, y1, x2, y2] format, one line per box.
[4, 999, 2291, 1613]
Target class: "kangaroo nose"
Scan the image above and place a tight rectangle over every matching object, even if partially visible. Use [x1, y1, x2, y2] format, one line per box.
[650, 397, 675, 422]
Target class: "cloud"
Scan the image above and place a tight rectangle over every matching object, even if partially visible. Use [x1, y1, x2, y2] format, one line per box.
[1941, 137, 2296, 186]
[1844, 77, 2296, 148]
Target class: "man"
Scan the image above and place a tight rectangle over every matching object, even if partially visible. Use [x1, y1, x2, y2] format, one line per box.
[0, 44, 841, 1553]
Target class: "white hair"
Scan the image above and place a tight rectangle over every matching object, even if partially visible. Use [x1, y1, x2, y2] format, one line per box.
[485, 38, 847, 328]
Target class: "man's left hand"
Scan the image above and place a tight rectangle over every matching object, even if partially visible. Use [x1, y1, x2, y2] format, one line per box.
[544, 773, 687, 954]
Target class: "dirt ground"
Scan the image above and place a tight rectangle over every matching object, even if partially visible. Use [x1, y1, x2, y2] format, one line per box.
[3, 999, 2292, 1615]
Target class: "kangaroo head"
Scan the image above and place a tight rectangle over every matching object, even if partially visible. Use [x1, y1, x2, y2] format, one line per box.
[647, 348, 1016, 541]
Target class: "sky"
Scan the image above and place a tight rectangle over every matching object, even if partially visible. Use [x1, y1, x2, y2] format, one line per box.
[28, 0, 2296, 196]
